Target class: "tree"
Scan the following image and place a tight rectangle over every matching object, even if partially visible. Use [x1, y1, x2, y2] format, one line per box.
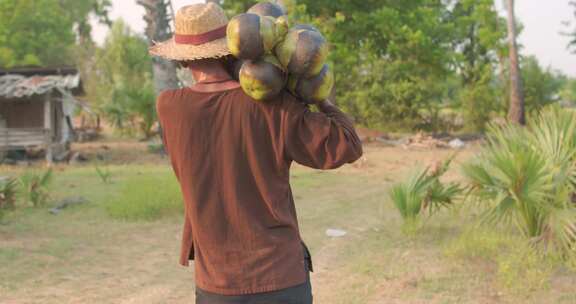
[561, 78, 576, 106]
[93, 20, 157, 138]
[450, 0, 507, 131]
[521, 56, 563, 113]
[61, 0, 112, 43]
[505, 0, 525, 125]
[284, 0, 456, 130]
[569, 1, 576, 53]
[0, 0, 110, 68]
[0, 0, 75, 67]
[137, 0, 179, 94]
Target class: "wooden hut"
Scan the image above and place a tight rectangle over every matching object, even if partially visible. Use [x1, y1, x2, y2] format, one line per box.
[0, 67, 83, 163]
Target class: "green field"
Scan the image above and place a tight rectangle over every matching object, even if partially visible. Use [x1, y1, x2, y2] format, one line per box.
[1, 144, 576, 304]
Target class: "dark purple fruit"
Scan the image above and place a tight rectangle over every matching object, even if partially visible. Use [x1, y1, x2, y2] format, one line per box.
[247, 1, 286, 18]
[275, 27, 329, 76]
[288, 64, 334, 104]
[227, 13, 288, 60]
[239, 55, 287, 101]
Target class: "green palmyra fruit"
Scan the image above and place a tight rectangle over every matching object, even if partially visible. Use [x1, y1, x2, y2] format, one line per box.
[275, 27, 329, 77]
[247, 1, 286, 18]
[288, 64, 334, 104]
[227, 13, 288, 60]
[240, 55, 287, 101]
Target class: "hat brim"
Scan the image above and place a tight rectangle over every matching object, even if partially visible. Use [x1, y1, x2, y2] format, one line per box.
[149, 37, 231, 61]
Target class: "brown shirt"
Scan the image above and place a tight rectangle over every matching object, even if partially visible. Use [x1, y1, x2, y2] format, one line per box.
[156, 86, 362, 295]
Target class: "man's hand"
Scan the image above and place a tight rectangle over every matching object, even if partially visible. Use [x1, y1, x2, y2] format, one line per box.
[316, 86, 337, 112]
[317, 99, 336, 113]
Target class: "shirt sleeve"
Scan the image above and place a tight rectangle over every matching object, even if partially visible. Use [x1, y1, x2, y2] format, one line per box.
[281, 95, 363, 169]
[156, 91, 172, 155]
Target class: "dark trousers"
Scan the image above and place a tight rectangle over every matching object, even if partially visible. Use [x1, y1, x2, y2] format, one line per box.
[196, 245, 313, 304]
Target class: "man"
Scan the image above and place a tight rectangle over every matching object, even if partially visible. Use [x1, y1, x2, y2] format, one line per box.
[150, 3, 362, 303]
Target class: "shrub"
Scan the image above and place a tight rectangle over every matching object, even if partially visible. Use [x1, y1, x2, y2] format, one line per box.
[0, 177, 18, 220]
[463, 107, 576, 256]
[147, 142, 165, 154]
[18, 169, 53, 207]
[459, 69, 497, 133]
[389, 158, 462, 233]
[105, 173, 182, 221]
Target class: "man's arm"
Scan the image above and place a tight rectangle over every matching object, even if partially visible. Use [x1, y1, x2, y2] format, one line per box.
[281, 95, 363, 169]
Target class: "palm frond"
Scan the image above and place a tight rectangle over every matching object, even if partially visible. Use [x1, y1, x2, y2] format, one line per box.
[464, 107, 576, 255]
[390, 158, 463, 232]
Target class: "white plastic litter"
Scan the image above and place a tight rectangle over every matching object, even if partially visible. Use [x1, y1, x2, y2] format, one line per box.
[326, 228, 347, 238]
[449, 138, 465, 149]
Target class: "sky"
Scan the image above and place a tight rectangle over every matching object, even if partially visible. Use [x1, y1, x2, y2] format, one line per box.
[92, 0, 576, 77]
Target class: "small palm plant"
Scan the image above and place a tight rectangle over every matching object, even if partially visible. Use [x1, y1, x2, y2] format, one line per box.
[95, 164, 113, 184]
[18, 169, 53, 207]
[463, 107, 576, 255]
[389, 157, 462, 233]
[0, 177, 18, 220]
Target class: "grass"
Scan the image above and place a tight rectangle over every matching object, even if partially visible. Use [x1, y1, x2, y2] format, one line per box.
[444, 227, 510, 260]
[104, 172, 182, 221]
[445, 227, 555, 294]
[1, 145, 576, 303]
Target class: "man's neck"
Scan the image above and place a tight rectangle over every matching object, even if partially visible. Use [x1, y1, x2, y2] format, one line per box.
[189, 61, 232, 84]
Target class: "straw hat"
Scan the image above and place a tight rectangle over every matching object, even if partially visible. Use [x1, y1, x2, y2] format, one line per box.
[149, 3, 231, 61]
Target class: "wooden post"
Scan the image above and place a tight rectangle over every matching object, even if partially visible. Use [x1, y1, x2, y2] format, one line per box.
[44, 95, 53, 165]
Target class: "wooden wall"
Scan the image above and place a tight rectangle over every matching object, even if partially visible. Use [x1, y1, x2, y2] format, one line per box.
[0, 96, 45, 129]
[0, 94, 60, 151]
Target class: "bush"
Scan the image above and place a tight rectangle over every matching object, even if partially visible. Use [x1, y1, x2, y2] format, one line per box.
[0, 177, 18, 221]
[463, 107, 576, 256]
[389, 158, 462, 233]
[18, 169, 53, 207]
[459, 69, 498, 133]
[105, 173, 183, 221]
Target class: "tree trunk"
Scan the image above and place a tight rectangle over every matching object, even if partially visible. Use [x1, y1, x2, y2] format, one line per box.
[138, 0, 179, 94]
[506, 0, 525, 125]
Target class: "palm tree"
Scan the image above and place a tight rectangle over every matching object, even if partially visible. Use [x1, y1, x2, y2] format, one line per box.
[463, 108, 576, 254]
[505, 0, 525, 125]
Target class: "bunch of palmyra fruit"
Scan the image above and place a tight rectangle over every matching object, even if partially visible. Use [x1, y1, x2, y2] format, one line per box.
[227, 1, 334, 103]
